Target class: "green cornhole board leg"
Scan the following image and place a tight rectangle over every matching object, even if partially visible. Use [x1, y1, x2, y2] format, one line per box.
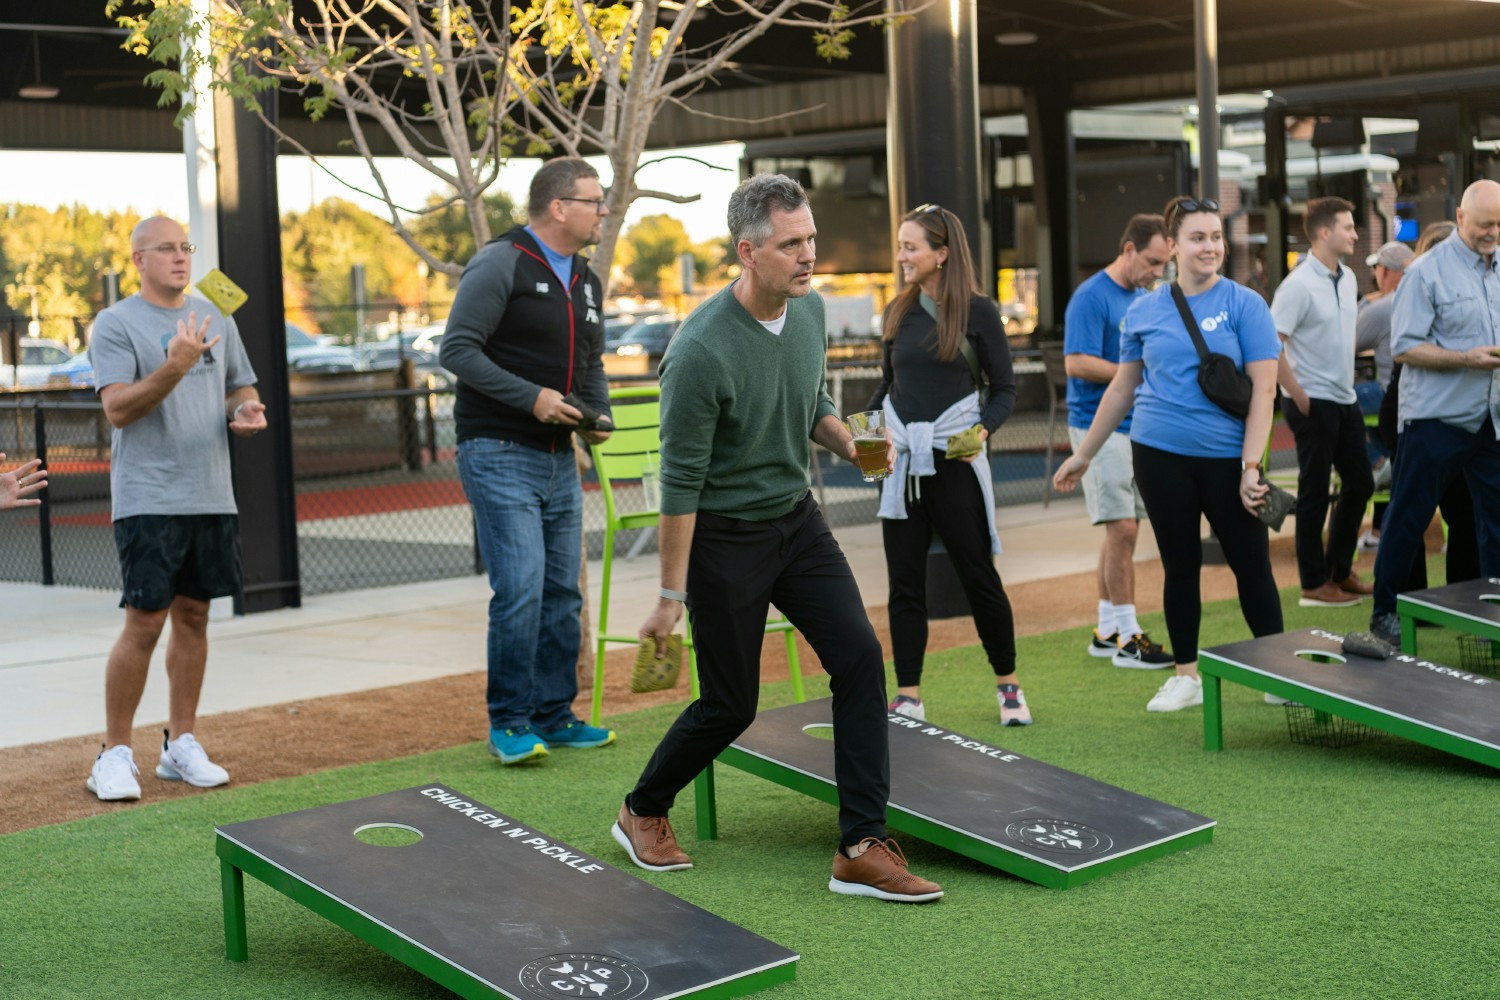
[221, 858, 247, 963]
[695, 763, 718, 841]
[1202, 672, 1224, 752]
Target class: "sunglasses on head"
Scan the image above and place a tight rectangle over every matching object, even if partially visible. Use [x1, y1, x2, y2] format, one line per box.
[910, 203, 950, 236]
[1175, 197, 1220, 214]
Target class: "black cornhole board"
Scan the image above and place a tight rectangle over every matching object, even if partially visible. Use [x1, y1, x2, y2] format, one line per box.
[215, 785, 797, 999]
[1397, 577, 1500, 654]
[1198, 628, 1500, 770]
[698, 698, 1214, 890]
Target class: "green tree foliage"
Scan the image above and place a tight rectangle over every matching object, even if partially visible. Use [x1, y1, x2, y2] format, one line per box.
[0, 196, 523, 345]
[107, 0, 908, 290]
[1, 204, 139, 347]
[281, 198, 442, 339]
[407, 189, 522, 272]
[619, 214, 690, 295]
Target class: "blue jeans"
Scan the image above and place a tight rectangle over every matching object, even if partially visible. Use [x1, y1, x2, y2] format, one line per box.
[458, 438, 584, 731]
[1372, 417, 1500, 615]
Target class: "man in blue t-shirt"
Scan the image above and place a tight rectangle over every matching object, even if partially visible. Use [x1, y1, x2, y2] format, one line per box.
[1062, 214, 1170, 667]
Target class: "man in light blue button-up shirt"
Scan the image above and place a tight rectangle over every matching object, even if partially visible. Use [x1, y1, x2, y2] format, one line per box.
[1370, 180, 1500, 642]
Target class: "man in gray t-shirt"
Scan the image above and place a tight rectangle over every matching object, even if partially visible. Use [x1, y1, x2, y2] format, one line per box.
[84, 215, 266, 803]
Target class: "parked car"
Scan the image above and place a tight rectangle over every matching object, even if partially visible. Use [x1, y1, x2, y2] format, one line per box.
[606, 318, 679, 359]
[286, 321, 357, 368]
[47, 351, 96, 389]
[409, 322, 447, 355]
[3, 338, 76, 389]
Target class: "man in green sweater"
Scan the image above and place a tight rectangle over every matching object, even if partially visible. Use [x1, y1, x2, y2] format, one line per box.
[611, 174, 943, 903]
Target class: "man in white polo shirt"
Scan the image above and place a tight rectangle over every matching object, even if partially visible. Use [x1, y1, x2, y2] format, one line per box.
[1271, 196, 1375, 608]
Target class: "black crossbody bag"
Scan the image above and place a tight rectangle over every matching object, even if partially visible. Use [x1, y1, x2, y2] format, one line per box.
[1169, 282, 1253, 420]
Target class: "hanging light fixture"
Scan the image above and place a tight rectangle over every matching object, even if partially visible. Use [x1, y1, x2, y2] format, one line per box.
[994, 16, 1038, 46]
[19, 34, 60, 100]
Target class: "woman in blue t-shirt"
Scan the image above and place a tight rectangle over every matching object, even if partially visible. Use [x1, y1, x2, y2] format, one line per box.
[1054, 196, 1284, 714]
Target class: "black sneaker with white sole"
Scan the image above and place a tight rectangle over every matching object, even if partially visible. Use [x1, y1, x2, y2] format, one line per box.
[1113, 632, 1174, 669]
[1088, 629, 1120, 658]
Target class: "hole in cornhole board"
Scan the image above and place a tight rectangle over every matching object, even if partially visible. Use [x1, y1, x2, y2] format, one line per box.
[353, 823, 423, 847]
[1479, 594, 1500, 605]
[1294, 650, 1346, 665]
[801, 723, 835, 741]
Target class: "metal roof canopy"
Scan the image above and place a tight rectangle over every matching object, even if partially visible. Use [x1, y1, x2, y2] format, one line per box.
[3, 2, 1499, 152]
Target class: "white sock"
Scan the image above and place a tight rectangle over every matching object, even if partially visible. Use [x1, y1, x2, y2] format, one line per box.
[1115, 604, 1142, 638]
[1097, 600, 1114, 636]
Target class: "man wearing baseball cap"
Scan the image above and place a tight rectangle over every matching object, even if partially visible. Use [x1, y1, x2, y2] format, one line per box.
[1356, 241, 1415, 389]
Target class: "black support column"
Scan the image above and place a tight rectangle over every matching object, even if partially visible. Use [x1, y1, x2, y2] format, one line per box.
[886, 0, 989, 289]
[215, 86, 301, 613]
[1262, 104, 1289, 295]
[1022, 84, 1075, 331]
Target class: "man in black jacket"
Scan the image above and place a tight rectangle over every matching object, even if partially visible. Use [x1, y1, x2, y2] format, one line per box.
[440, 158, 616, 764]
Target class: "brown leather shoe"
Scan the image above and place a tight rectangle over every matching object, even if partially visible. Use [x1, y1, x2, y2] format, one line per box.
[1298, 581, 1362, 607]
[1335, 574, 1374, 596]
[829, 838, 943, 903]
[612, 802, 692, 872]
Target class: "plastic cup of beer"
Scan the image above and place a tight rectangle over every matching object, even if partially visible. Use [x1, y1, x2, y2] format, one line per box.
[846, 410, 890, 482]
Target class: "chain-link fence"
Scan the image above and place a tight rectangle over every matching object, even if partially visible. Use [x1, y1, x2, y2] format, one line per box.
[0, 359, 1299, 598]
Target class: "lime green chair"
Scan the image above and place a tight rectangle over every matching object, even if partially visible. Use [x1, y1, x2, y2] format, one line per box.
[588, 384, 804, 726]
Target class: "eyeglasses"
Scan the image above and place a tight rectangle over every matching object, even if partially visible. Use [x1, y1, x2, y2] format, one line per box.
[1174, 197, 1220, 215]
[140, 242, 197, 255]
[559, 197, 608, 215]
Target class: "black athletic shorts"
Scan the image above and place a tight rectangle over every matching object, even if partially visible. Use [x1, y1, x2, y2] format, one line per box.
[113, 514, 243, 611]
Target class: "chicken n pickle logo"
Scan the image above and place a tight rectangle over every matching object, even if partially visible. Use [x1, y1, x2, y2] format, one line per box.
[1005, 820, 1113, 855]
[519, 954, 648, 999]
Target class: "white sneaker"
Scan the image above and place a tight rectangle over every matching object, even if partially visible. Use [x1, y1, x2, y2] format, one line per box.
[87, 744, 141, 801]
[156, 731, 230, 787]
[1357, 530, 1380, 550]
[888, 695, 926, 722]
[1146, 675, 1203, 713]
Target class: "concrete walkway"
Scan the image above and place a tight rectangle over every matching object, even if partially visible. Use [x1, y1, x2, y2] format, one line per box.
[0, 497, 1152, 750]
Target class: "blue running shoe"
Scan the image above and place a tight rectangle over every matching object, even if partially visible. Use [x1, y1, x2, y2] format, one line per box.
[488, 727, 548, 765]
[537, 721, 616, 749]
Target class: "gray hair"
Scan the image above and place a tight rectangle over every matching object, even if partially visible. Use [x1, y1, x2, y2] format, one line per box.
[528, 158, 601, 218]
[727, 174, 809, 247]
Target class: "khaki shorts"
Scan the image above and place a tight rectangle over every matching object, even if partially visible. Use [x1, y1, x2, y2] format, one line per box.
[1068, 427, 1146, 525]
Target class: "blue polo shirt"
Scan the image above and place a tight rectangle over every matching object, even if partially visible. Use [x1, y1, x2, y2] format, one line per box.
[1063, 267, 1141, 432]
[1121, 278, 1281, 458]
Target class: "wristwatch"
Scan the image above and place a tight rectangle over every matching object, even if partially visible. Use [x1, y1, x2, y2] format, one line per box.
[1241, 460, 1262, 474]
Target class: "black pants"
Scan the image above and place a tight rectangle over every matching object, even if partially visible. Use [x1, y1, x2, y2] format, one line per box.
[1379, 430, 1480, 594]
[1131, 442, 1284, 664]
[1283, 397, 1375, 591]
[1372, 418, 1499, 615]
[882, 451, 1015, 687]
[628, 494, 890, 845]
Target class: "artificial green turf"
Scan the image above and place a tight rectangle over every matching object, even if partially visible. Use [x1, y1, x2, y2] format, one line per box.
[3, 566, 1498, 1000]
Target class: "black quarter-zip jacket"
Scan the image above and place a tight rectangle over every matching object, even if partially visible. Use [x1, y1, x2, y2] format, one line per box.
[439, 226, 611, 451]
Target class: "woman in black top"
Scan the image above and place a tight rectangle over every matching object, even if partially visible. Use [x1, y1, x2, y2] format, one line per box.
[868, 204, 1022, 725]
